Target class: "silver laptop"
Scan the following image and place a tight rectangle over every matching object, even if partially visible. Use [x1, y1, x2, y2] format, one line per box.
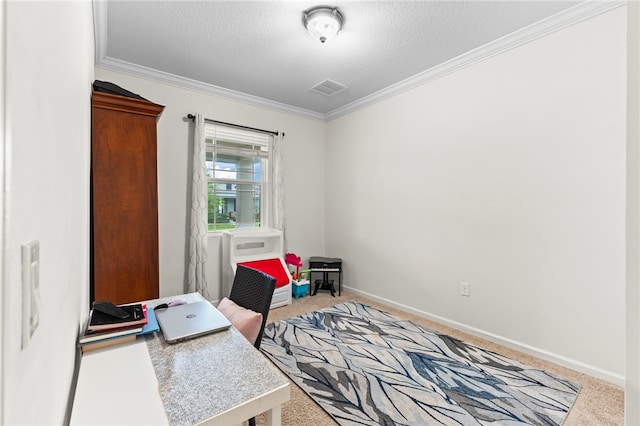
[155, 301, 231, 344]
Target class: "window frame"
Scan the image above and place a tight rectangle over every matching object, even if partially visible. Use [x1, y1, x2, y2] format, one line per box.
[204, 123, 273, 233]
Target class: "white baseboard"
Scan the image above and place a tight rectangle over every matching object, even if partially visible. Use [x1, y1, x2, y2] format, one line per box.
[344, 285, 624, 387]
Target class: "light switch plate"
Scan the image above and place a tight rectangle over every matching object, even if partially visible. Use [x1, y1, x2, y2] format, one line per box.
[460, 282, 470, 297]
[22, 240, 40, 349]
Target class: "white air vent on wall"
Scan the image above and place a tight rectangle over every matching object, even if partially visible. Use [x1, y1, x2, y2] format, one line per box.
[310, 79, 348, 96]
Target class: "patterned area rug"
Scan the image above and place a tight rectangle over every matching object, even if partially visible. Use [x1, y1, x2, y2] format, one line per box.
[261, 301, 580, 426]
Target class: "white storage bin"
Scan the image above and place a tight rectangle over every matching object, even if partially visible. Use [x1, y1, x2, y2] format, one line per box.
[222, 228, 292, 309]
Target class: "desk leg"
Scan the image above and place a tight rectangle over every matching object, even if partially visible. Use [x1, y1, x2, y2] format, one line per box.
[265, 405, 282, 426]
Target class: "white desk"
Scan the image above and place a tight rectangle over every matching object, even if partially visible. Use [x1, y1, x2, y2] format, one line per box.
[71, 339, 169, 425]
[71, 294, 290, 425]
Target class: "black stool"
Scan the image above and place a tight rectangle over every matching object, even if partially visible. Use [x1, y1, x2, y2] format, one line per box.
[309, 256, 342, 297]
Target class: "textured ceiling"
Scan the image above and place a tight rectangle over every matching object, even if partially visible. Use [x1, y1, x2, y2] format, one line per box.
[98, 1, 593, 118]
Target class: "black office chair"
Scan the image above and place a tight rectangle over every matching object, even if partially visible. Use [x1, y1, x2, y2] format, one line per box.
[228, 265, 276, 426]
[229, 265, 276, 350]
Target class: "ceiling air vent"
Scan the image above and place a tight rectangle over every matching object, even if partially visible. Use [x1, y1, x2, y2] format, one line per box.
[310, 79, 347, 96]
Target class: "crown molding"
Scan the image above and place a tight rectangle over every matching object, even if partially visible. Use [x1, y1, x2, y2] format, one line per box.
[95, 57, 325, 120]
[93, 0, 624, 123]
[325, 0, 625, 121]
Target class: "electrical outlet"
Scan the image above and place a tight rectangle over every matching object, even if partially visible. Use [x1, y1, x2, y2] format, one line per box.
[22, 241, 40, 349]
[460, 282, 470, 297]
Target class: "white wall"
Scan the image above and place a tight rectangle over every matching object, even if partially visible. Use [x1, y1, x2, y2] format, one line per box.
[0, 0, 5, 421]
[326, 7, 626, 383]
[93, 69, 326, 300]
[626, 1, 640, 423]
[3, 1, 94, 424]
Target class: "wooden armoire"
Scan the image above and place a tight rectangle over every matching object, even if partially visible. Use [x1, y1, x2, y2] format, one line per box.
[91, 91, 165, 305]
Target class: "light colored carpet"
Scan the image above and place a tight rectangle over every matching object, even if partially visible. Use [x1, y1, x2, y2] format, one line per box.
[252, 291, 623, 426]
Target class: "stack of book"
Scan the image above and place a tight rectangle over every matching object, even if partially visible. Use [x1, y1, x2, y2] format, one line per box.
[79, 301, 159, 352]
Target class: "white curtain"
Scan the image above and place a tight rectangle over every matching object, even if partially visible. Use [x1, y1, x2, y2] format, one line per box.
[272, 132, 287, 251]
[188, 113, 209, 298]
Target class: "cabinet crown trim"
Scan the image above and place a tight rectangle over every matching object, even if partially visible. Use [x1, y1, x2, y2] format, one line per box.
[92, 91, 165, 117]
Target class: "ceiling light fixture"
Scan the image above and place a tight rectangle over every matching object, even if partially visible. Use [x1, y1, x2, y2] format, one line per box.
[303, 6, 344, 44]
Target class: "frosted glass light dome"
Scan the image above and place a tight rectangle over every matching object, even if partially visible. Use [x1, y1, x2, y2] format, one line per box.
[303, 6, 344, 44]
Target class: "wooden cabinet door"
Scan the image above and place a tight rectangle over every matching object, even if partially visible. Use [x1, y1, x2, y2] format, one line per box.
[91, 92, 164, 305]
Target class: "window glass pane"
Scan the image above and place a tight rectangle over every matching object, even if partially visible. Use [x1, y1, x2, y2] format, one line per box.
[207, 183, 230, 232]
[214, 153, 261, 182]
[207, 182, 262, 231]
[206, 124, 269, 232]
[205, 151, 214, 178]
[235, 184, 261, 228]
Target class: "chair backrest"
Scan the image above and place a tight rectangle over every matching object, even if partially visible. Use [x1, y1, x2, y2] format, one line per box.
[229, 265, 276, 349]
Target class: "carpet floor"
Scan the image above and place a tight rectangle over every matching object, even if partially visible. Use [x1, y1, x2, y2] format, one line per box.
[251, 291, 623, 426]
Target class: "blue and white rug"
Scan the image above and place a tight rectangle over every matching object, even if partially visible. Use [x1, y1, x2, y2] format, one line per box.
[261, 301, 579, 426]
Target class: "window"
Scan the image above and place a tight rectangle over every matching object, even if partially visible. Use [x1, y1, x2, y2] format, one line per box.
[205, 124, 272, 231]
